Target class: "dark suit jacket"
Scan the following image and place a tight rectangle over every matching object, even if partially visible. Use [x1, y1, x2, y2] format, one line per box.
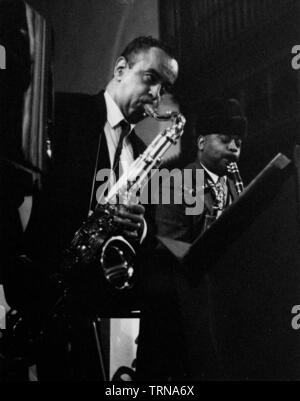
[18, 91, 147, 315]
[6, 91, 150, 381]
[155, 159, 239, 244]
[27, 91, 146, 260]
[136, 159, 239, 380]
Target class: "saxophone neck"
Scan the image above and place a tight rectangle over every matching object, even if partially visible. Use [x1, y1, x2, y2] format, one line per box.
[143, 104, 184, 123]
[105, 106, 186, 203]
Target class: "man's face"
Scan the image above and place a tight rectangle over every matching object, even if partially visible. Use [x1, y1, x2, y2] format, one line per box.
[198, 134, 242, 176]
[114, 47, 178, 123]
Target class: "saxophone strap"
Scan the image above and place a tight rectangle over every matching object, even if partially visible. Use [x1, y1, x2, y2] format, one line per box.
[89, 131, 104, 214]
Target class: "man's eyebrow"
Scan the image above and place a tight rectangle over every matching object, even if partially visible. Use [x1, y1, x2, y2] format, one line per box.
[146, 68, 174, 92]
[146, 68, 162, 79]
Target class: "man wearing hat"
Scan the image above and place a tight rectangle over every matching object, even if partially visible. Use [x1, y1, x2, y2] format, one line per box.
[136, 98, 247, 381]
[155, 97, 247, 243]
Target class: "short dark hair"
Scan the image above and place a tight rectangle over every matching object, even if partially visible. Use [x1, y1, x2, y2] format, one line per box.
[120, 36, 176, 66]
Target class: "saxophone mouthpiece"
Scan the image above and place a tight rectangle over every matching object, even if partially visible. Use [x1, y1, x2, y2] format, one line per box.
[143, 104, 157, 118]
[143, 104, 179, 121]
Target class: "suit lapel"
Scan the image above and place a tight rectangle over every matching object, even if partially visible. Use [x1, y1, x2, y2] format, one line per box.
[203, 169, 239, 210]
[91, 91, 110, 171]
[203, 170, 215, 214]
[188, 161, 215, 215]
[227, 177, 238, 201]
[130, 131, 146, 159]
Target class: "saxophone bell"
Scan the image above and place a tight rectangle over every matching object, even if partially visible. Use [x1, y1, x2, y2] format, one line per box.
[100, 235, 136, 290]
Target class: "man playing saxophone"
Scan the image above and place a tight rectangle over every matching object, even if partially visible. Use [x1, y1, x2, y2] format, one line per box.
[22, 35, 179, 288]
[8, 36, 179, 381]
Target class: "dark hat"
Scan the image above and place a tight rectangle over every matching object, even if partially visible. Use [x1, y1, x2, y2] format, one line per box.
[196, 98, 247, 138]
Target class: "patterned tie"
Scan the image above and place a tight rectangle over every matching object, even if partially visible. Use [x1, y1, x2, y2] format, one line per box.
[214, 176, 227, 212]
[204, 175, 227, 231]
[113, 120, 131, 181]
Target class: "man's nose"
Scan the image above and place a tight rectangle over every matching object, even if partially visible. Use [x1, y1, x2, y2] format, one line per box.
[150, 84, 162, 103]
[228, 139, 239, 152]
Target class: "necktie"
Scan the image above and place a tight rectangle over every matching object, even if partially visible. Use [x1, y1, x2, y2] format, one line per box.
[89, 120, 130, 213]
[113, 120, 130, 181]
[215, 176, 227, 211]
[204, 176, 228, 231]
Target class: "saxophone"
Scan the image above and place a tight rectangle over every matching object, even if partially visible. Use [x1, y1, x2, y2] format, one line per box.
[62, 106, 186, 290]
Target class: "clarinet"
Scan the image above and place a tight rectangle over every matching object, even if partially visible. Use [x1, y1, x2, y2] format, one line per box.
[227, 161, 244, 196]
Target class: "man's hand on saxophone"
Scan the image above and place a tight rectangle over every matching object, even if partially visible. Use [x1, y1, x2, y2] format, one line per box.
[113, 203, 145, 241]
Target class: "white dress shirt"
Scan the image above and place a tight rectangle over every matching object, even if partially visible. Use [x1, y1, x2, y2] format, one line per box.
[200, 163, 223, 185]
[103, 90, 147, 241]
[104, 90, 135, 176]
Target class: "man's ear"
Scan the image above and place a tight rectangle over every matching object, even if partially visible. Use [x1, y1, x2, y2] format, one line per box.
[114, 56, 128, 81]
[197, 135, 205, 151]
